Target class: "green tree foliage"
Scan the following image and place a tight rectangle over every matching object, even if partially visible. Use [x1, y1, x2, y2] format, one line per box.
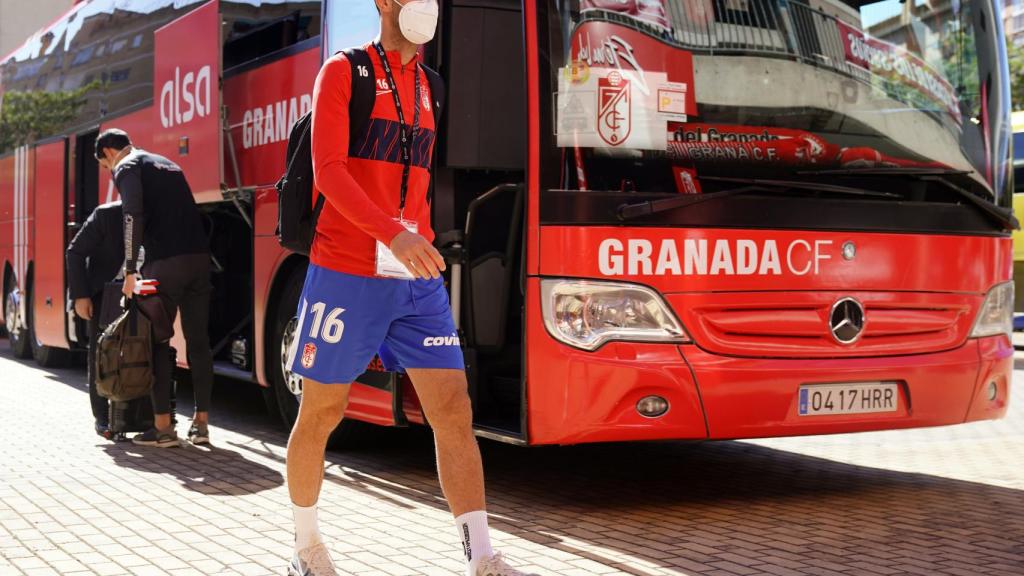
[0, 81, 100, 153]
[1007, 39, 1024, 111]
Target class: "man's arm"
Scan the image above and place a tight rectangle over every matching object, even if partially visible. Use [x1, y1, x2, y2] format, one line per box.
[116, 163, 145, 275]
[66, 209, 103, 301]
[311, 54, 407, 244]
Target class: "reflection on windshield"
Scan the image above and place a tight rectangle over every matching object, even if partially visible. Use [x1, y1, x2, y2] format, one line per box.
[550, 0, 1009, 205]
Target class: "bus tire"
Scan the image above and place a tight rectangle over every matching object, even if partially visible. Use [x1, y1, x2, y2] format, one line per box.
[269, 264, 362, 450]
[5, 282, 32, 359]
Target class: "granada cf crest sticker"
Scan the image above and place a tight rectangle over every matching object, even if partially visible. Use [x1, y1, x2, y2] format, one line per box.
[598, 71, 631, 146]
[301, 343, 317, 369]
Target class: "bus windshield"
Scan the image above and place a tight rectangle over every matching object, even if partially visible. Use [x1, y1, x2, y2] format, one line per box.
[544, 0, 1012, 219]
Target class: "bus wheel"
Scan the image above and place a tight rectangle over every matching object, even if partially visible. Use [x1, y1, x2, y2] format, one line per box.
[5, 285, 32, 359]
[269, 265, 361, 449]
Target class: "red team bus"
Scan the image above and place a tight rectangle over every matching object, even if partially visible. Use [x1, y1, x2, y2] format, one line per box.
[0, 0, 1014, 446]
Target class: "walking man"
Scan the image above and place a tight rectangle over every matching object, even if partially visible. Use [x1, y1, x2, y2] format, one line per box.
[94, 129, 214, 447]
[286, 2, 537, 575]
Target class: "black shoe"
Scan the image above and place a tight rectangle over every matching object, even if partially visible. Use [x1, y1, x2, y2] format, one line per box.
[132, 427, 179, 448]
[187, 422, 209, 445]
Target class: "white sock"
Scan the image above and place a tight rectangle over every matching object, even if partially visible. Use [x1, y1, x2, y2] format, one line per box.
[455, 510, 494, 576]
[293, 504, 322, 551]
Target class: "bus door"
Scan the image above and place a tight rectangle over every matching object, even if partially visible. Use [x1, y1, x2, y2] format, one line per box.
[31, 138, 72, 361]
[432, 0, 527, 440]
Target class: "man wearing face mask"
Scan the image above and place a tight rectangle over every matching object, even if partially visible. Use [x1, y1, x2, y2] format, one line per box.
[285, 2, 538, 576]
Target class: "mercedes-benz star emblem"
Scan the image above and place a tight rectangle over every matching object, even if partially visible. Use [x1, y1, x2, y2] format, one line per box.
[830, 298, 865, 345]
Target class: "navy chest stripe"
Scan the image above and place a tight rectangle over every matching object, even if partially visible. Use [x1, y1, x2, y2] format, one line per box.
[349, 118, 435, 169]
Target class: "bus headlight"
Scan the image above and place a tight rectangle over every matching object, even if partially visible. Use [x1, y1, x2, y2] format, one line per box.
[970, 281, 1014, 339]
[540, 279, 689, 351]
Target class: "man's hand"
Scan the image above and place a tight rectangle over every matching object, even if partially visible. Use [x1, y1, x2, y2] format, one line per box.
[389, 231, 446, 280]
[122, 274, 138, 299]
[73, 298, 93, 321]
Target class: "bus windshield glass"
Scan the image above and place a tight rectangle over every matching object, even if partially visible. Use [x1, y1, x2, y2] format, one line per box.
[545, 0, 1011, 214]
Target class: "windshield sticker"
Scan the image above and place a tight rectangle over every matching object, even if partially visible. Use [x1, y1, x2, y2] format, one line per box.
[557, 21, 697, 151]
[557, 67, 669, 150]
[836, 21, 961, 123]
[599, 72, 632, 145]
[657, 82, 689, 122]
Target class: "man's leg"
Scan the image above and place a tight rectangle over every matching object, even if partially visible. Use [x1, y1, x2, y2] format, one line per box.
[87, 294, 110, 431]
[287, 377, 351, 547]
[407, 368, 496, 576]
[140, 259, 180, 436]
[406, 368, 485, 515]
[178, 256, 214, 426]
[149, 339, 175, 430]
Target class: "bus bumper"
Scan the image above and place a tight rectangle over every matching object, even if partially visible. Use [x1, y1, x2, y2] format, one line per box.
[525, 334, 1011, 445]
[688, 335, 1012, 440]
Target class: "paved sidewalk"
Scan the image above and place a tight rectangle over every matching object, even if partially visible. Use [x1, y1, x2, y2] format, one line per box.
[0, 346, 1022, 576]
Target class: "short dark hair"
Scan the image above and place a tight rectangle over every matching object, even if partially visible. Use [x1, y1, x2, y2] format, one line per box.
[94, 129, 132, 160]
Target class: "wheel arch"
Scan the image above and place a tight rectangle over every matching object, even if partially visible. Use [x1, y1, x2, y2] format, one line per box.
[259, 253, 308, 387]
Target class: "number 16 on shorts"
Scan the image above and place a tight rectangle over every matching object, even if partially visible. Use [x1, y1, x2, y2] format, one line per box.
[300, 302, 345, 369]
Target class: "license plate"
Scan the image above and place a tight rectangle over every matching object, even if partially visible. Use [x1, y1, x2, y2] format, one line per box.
[798, 382, 899, 416]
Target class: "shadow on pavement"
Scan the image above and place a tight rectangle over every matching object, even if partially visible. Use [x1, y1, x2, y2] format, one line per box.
[97, 440, 285, 496]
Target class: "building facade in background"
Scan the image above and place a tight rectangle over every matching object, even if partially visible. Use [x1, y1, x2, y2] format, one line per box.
[0, 0, 71, 58]
[1004, 0, 1024, 45]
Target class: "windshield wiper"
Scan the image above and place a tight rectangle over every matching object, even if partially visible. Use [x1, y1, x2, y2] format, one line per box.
[617, 177, 900, 221]
[798, 166, 1018, 230]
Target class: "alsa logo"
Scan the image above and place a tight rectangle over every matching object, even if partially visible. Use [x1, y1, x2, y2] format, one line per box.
[242, 94, 313, 149]
[160, 65, 212, 129]
[599, 238, 834, 276]
[423, 333, 460, 347]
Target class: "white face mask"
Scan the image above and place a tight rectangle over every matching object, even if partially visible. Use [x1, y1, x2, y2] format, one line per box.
[394, 0, 438, 45]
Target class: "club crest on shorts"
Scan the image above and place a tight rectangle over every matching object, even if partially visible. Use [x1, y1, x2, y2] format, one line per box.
[301, 342, 317, 369]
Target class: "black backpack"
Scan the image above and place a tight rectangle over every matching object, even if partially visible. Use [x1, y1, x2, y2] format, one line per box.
[277, 48, 446, 255]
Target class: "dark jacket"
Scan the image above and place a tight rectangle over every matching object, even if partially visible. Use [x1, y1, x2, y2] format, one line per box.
[114, 148, 208, 273]
[66, 202, 125, 300]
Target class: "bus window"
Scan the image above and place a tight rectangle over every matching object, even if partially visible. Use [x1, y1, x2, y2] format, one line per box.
[222, 1, 322, 71]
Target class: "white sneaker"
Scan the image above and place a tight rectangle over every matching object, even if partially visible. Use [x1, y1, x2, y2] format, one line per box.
[288, 542, 338, 576]
[476, 552, 540, 576]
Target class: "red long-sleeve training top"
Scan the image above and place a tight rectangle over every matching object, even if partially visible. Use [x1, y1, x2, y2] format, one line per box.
[310, 45, 437, 277]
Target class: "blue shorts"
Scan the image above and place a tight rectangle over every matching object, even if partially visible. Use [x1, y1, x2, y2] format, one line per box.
[287, 264, 464, 384]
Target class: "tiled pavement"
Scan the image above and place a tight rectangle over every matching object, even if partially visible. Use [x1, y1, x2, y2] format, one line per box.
[0, 346, 1022, 576]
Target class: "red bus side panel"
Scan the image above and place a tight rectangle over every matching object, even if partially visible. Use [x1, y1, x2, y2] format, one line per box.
[0, 154, 14, 304]
[151, 0, 222, 203]
[224, 47, 318, 190]
[32, 140, 69, 348]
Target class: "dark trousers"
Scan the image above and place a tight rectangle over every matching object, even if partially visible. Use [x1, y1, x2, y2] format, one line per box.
[87, 293, 110, 424]
[142, 253, 214, 416]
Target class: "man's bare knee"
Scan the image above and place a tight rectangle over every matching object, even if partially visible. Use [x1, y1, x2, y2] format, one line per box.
[428, 387, 474, 434]
[296, 379, 350, 435]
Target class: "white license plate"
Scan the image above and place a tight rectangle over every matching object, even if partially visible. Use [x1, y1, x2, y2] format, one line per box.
[798, 382, 899, 416]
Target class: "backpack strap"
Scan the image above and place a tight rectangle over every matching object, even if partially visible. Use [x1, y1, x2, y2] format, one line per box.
[344, 47, 376, 150]
[420, 64, 445, 204]
[421, 64, 445, 123]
